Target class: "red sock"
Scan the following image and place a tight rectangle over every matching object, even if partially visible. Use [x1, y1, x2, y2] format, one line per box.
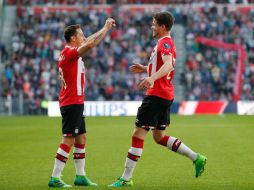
[55, 143, 71, 163]
[131, 136, 144, 148]
[158, 136, 170, 147]
[73, 143, 85, 159]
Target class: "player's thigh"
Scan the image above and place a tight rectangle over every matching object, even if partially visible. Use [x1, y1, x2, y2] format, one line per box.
[157, 99, 174, 129]
[60, 104, 84, 137]
[135, 96, 160, 128]
[77, 115, 86, 136]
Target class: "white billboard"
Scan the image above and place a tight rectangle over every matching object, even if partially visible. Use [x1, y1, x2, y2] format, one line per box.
[48, 101, 142, 117]
[237, 101, 254, 115]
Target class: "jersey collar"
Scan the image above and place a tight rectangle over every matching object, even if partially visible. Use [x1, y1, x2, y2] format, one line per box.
[158, 35, 171, 42]
[65, 45, 77, 49]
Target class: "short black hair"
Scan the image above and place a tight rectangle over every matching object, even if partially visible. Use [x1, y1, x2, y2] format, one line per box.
[153, 11, 175, 31]
[64, 24, 81, 43]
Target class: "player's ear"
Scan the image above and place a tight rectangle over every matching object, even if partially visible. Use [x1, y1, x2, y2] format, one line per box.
[162, 25, 167, 31]
[70, 35, 76, 42]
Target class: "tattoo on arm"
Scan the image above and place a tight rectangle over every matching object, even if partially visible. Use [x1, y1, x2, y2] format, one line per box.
[93, 33, 105, 44]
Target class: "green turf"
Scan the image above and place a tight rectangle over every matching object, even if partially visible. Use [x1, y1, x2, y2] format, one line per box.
[0, 115, 254, 190]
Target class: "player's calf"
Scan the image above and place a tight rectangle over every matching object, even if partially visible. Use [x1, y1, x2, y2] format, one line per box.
[121, 136, 144, 180]
[158, 135, 198, 161]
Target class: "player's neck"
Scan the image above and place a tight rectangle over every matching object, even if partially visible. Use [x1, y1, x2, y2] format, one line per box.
[66, 42, 78, 48]
[157, 32, 171, 40]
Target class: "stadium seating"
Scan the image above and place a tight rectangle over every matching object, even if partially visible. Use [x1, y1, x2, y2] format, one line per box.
[180, 7, 254, 100]
[5, 0, 254, 5]
[1, 3, 254, 114]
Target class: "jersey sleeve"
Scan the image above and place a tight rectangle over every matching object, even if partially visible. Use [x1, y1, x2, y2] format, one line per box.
[65, 47, 79, 61]
[158, 40, 173, 56]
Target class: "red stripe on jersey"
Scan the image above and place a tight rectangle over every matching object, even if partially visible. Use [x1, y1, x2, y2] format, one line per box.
[158, 135, 170, 146]
[73, 153, 86, 159]
[131, 137, 144, 148]
[74, 143, 85, 149]
[60, 143, 71, 153]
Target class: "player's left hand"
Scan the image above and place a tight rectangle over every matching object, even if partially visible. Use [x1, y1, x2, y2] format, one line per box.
[104, 18, 116, 30]
[138, 77, 154, 90]
[129, 63, 146, 73]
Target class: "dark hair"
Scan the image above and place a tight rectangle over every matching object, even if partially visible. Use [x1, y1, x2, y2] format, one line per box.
[64, 24, 81, 43]
[153, 11, 175, 31]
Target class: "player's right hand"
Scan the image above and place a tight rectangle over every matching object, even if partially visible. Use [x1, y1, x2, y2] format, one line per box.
[129, 63, 147, 73]
[104, 18, 116, 30]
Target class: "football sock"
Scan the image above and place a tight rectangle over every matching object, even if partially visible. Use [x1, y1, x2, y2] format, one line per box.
[121, 137, 144, 180]
[73, 143, 86, 176]
[51, 143, 71, 178]
[159, 136, 197, 161]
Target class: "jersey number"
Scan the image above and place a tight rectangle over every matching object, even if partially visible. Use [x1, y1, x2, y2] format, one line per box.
[166, 57, 176, 81]
[59, 68, 67, 89]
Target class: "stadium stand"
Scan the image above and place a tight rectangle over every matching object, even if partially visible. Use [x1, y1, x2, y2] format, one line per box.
[0, 2, 254, 114]
[5, 0, 254, 5]
[180, 6, 254, 100]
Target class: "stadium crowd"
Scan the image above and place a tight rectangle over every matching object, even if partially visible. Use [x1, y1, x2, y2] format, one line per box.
[178, 7, 254, 100]
[1, 5, 152, 112]
[5, 0, 254, 5]
[1, 3, 254, 113]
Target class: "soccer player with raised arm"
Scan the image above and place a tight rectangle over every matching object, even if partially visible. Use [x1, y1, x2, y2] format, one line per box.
[48, 18, 115, 188]
[109, 12, 206, 187]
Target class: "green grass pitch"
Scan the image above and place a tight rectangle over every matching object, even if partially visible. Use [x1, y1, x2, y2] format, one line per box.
[0, 115, 254, 190]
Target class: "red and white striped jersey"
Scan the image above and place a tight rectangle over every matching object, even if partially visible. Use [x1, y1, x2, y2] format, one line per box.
[58, 46, 85, 107]
[146, 36, 176, 100]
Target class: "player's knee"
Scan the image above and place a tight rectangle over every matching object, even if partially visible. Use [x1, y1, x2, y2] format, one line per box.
[75, 133, 86, 144]
[132, 127, 147, 140]
[62, 137, 75, 147]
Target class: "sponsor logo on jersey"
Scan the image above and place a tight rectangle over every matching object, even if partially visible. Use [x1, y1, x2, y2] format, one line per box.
[164, 43, 170, 49]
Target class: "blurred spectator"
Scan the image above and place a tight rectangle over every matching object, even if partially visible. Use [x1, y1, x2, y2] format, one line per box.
[0, 43, 8, 62]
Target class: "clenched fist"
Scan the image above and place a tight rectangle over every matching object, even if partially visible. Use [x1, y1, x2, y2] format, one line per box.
[104, 18, 116, 30]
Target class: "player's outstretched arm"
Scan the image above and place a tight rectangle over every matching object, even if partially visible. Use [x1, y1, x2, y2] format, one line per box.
[129, 63, 147, 73]
[78, 18, 115, 56]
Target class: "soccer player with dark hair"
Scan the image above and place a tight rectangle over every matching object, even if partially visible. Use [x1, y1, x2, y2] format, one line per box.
[48, 18, 115, 188]
[109, 12, 206, 187]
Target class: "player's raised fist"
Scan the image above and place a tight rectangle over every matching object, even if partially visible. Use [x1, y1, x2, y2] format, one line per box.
[104, 18, 116, 30]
